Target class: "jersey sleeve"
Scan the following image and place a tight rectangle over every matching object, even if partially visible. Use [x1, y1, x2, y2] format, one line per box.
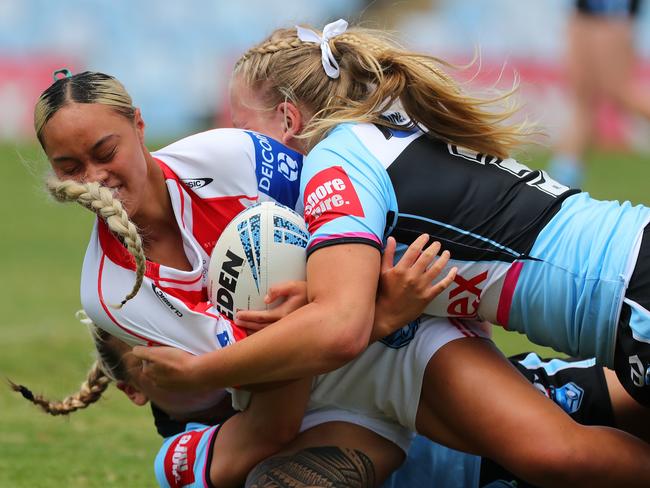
[153, 128, 304, 210]
[154, 423, 221, 488]
[301, 125, 394, 255]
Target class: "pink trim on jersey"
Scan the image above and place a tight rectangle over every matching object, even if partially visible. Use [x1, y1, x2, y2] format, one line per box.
[97, 253, 162, 345]
[308, 232, 382, 250]
[449, 318, 478, 337]
[496, 261, 524, 329]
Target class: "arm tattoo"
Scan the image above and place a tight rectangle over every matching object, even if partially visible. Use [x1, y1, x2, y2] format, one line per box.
[245, 446, 376, 488]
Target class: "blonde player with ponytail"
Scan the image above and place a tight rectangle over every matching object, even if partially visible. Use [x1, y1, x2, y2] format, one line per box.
[133, 20, 650, 487]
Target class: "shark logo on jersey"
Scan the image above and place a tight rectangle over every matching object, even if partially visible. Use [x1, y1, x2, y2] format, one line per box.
[180, 177, 213, 190]
[380, 319, 420, 349]
[238, 215, 261, 293]
[273, 214, 309, 248]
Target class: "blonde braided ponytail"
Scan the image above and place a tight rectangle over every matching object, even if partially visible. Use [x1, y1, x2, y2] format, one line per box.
[9, 361, 111, 416]
[47, 177, 146, 308]
[234, 24, 530, 157]
[9, 312, 130, 416]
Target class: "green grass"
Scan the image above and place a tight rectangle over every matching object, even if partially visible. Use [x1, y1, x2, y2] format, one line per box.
[0, 141, 648, 486]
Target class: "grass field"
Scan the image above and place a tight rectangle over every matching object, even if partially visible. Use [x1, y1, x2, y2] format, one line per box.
[1, 141, 648, 487]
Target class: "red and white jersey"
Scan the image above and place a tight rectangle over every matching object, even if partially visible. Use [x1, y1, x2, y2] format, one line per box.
[80, 128, 304, 354]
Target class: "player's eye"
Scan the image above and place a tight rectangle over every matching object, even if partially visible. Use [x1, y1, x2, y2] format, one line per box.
[61, 166, 81, 176]
[97, 147, 117, 162]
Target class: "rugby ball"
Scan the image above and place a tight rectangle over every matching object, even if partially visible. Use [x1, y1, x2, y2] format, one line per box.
[208, 202, 309, 320]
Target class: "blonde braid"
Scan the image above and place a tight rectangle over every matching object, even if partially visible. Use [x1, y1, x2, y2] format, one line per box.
[234, 24, 531, 157]
[237, 37, 304, 63]
[9, 361, 111, 416]
[47, 177, 146, 307]
[9, 312, 128, 416]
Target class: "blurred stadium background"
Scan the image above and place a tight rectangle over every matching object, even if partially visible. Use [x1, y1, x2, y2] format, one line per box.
[1, 0, 649, 486]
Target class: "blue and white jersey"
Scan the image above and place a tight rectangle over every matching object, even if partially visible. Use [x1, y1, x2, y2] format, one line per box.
[511, 193, 650, 365]
[300, 118, 650, 365]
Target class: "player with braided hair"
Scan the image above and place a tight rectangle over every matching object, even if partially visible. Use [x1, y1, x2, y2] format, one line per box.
[222, 19, 650, 408]
[47, 179, 146, 307]
[13, 313, 650, 488]
[30, 67, 650, 487]
[28, 69, 466, 487]
[132, 19, 650, 487]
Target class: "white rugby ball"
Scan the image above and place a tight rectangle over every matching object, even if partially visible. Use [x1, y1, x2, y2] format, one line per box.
[208, 201, 309, 321]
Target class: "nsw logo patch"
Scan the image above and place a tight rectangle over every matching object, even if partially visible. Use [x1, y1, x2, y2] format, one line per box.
[303, 166, 364, 233]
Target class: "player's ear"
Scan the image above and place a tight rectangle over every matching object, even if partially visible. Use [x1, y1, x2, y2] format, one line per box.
[276, 102, 303, 145]
[116, 381, 149, 406]
[133, 108, 146, 145]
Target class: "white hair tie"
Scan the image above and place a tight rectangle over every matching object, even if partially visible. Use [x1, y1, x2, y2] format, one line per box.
[296, 19, 348, 79]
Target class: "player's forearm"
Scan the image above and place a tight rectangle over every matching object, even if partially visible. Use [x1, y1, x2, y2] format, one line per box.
[195, 300, 373, 388]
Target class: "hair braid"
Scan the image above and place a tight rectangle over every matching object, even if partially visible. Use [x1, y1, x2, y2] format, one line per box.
[47, 177, 146, 307]
[241, 37, 304, 61]
[234, 23, 532, 157]
[9, 361, 111, 416]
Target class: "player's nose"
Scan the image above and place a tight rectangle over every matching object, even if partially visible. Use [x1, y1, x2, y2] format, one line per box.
[84, 164, 109, 184]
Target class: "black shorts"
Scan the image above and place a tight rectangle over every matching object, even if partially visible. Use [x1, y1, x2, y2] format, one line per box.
[479, 352, 614, 487]
[576, 0, 642, 17]
[613, 224, 650, 407]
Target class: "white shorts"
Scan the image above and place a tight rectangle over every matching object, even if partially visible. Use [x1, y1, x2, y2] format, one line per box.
[301, 317, 490, 452]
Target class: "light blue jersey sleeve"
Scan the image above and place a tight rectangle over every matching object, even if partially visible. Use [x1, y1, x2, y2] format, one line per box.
[300, 124, 397, 255]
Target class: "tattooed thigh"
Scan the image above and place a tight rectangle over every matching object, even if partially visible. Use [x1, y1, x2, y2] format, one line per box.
[245, 446, 376, 488]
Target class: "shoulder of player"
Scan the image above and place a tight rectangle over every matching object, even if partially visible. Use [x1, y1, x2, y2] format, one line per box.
[305, 122, 394, 176]
[153, 128, 255, 168]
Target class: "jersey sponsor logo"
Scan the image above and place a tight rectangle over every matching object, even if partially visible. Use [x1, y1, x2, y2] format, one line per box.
[629, 354, 649, 387]
[446, 270, 488, 317]
[277, 152, 299, 181]
[448, 145, 570, 197]
[246, 131, 302, 207]
[213, 249, 244, 320]
[180, 177, 213, 190]
[164, 431, 202, 487]
[303, 166, 364, 232]
[152, 283, 183, 317]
